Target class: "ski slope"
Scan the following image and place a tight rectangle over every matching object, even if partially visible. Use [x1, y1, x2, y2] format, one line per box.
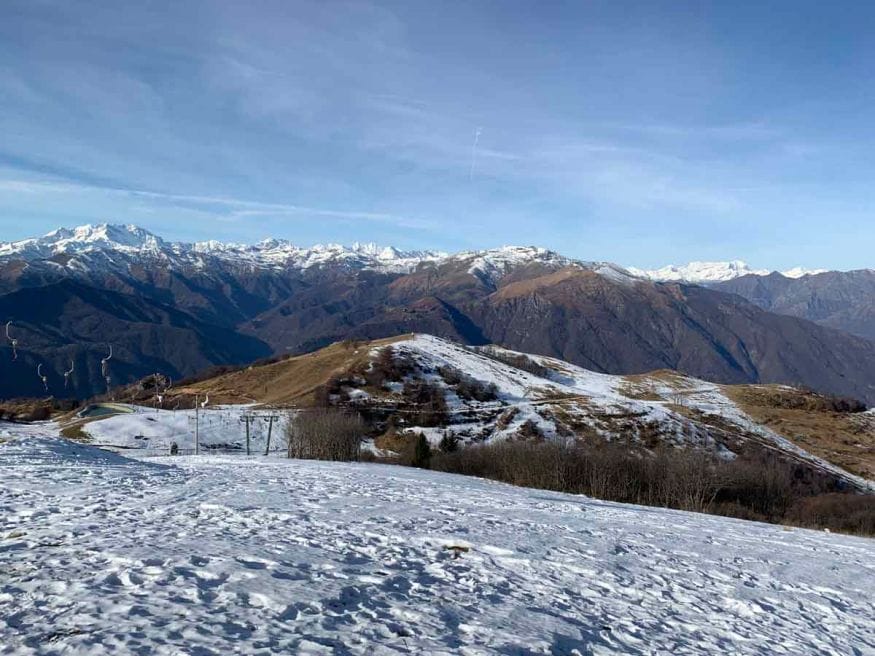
[2, 434, 873, 655]
[81, 405, 289, 455]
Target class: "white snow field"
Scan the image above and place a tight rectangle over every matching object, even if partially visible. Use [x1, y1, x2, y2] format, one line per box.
[2, 435, 874, 655]
[81, 405, 289, 455]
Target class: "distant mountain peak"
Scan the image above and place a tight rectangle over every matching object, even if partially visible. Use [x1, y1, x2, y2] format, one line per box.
[0, 223, 447, 274]
[629, 260, 828, 283]
[44, 223, 164, 249]
[781, 266, 829, 279]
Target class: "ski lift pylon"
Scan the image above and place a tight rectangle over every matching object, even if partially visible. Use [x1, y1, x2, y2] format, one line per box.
[6, 321, 18, 361]
[63, 360, 74, 389]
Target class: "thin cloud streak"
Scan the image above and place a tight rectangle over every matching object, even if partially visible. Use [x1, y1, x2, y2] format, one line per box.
[0, 178, 438, 231]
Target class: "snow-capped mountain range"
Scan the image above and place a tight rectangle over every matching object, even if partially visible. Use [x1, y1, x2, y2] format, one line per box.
[0, 223, 838, 283]
[0, 224, 635, 284]
[1, 223, 873, 407]
[627, 260, 829, 283]
[0, 223, 447, 275]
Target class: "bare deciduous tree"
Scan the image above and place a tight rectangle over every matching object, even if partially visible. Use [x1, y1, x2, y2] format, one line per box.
[287, 408, 364, 461]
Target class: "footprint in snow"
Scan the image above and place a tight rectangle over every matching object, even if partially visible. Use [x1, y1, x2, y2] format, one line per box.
[234, 555, 274, 570]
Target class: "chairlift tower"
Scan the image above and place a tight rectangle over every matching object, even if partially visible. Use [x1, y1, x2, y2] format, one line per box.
[240, 411, 281, 456]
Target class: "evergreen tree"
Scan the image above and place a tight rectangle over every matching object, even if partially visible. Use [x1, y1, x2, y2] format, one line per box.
[411, 433, 432, 468]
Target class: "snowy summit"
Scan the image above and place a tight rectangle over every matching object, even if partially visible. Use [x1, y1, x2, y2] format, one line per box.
[629, 260, 828, 283]
[0, 223, 447, 274]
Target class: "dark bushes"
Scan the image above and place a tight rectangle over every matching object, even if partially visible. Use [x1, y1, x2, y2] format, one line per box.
[712, 455, 795, 521]
[473, 347, 551, 378]
[0, 397, 80, 422]
[313, 375, 355, 407]
[402, 379, 448, 426]
[287, 408, 364, 461]
[785, 493, 875, 535]
[752, 389, 867, 413]
[405, 433, 432, 468]
[439, 432, 460, 453]
[365, 347, 415, 387]
[438, 365, 498, 402]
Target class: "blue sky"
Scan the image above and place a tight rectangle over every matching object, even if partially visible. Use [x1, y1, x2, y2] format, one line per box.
[0, 1, 873, 269]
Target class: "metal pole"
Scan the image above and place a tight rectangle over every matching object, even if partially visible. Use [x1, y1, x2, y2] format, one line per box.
[245, 416, 250, 456]
[264, 416, 274, 456]
[195, 394, 200, 455]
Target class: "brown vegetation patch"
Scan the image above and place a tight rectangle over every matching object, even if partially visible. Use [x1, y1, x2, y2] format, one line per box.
[0, 398, 78, 422]
[174, 335, 411, 407]
[725, 385, 875, 481]
[489, 267, 596, 301]
[60, 423, 90, 442]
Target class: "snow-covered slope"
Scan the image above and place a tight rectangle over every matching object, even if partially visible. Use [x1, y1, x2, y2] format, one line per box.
[386, 336, 872, 489]
[79, 405, 289, 455]
[1, 435, 873, 655]
[629, 260, 829, 283]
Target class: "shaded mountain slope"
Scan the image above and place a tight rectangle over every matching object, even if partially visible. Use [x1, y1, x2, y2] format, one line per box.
[0, 279, 270, 398]
[716, 269, 875, 340]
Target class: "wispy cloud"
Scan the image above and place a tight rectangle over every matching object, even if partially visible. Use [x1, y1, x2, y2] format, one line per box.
[0, 178, 437, 231]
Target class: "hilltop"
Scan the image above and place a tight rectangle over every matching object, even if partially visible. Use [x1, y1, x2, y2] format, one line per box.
[79, 334, 874, 487]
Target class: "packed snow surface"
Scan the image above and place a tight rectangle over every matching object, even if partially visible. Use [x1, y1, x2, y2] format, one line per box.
[2, 433, 874, 655]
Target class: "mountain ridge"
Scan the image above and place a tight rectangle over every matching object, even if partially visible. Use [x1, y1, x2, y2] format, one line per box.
[1, 223, 857, 284]
[0, 223, 873, 404]
[629, 260, 832, 283]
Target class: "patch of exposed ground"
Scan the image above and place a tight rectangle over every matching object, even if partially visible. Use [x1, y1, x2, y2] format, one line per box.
[176, 336, 411, 406]
[724, 385, 875, 480]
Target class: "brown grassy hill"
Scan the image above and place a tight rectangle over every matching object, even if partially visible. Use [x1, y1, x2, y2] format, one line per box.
[174, 335, 411, 406]
[725, 386, 875, 480]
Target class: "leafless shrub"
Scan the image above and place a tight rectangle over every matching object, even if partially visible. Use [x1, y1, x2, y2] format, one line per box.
[402, 379, 448, 426]
[473, 347, 551, 378]
[365, 347, 415, 387]
[438, 365, 499, 402]
[495, 408, 519, 431]
[714, 455, 795, 520]
[312, 375, 356, 407]
[286, 408, 364, 461]
[516, 419, 544, 440]
[784, 493, 875, 535]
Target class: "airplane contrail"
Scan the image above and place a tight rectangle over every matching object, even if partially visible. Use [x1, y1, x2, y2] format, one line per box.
[469, 127, 483, 181]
